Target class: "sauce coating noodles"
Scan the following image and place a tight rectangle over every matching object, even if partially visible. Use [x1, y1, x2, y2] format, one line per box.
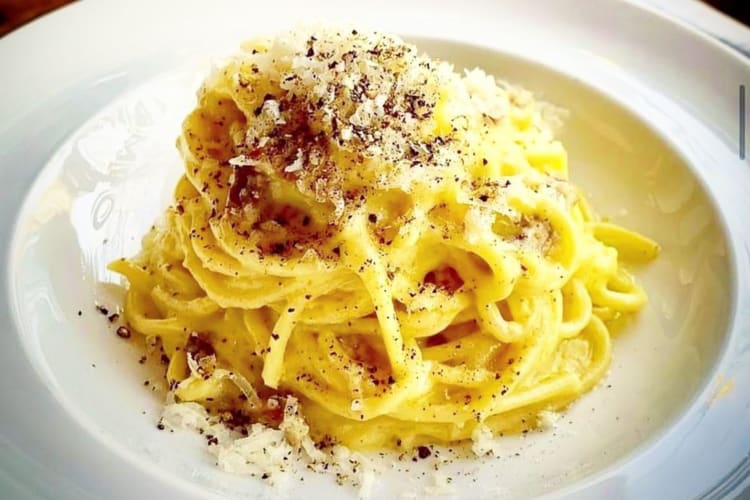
[111, 28, 658, 450]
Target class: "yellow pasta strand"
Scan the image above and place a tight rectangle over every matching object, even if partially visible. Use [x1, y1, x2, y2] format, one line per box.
[108, 28, 657, 451]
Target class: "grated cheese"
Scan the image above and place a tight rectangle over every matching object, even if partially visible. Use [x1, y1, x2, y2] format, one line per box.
[470, 424, 501, 457]
[537, 410, 562, 430]
[424, 472, 456, 496]
[160, 396, 378, 497]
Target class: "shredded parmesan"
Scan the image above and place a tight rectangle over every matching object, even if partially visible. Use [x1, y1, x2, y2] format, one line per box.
[471, 424, 501, 457]
[215, 425, 294, 482]
[184, 352, 261, 407]
[228, 154, 260, 167]
[537, 410, 562, 430]
[424, 472, 456, 496]
[160, 396, 379, 497]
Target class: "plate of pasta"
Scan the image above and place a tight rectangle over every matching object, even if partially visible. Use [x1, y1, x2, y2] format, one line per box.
[2, 1, 750, 499]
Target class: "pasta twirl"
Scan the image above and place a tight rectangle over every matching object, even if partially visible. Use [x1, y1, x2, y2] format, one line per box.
[110, 28, 658, 450]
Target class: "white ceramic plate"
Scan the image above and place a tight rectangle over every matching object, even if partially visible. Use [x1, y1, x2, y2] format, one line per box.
[2, 1, 750, 499]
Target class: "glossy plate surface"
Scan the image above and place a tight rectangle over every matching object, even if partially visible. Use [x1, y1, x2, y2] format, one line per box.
[1, 1, 749, 499]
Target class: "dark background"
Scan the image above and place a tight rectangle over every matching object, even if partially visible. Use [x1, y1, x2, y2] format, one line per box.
[0, 0, 748, 38]
[709, 0, 750, 26]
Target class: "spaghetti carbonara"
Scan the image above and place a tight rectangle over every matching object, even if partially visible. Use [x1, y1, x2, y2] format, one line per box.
[111, 28, 659, 451]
